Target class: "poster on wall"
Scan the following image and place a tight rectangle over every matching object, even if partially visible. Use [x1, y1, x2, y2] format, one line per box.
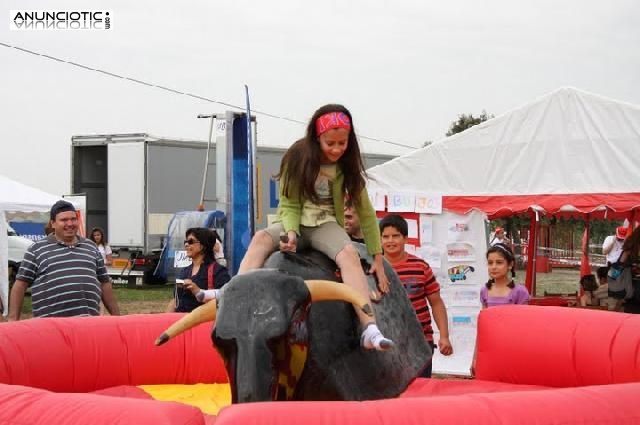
[447, 217, 473, 242]
[439, 286, 482, 308]
[419, 215, 433, 243]
[406, 218, 418, 239]
[432, 306, 481, 376]
[446, 263, 478, 285]
[416, 244, 442, 269]
[446, 242, 476, 262]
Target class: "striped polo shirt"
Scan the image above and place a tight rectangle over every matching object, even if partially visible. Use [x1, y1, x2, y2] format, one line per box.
[390, 253, 440, 342]
[16, 234, 109, 317]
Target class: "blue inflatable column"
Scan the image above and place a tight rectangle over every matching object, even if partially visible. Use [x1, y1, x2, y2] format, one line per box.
[225, 112, 255, 275]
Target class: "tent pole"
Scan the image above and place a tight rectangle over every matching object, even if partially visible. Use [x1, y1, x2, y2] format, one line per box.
[579, 214, 591, 278]
[525, 209, 538, 295]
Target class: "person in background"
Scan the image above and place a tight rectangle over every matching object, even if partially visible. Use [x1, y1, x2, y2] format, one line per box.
[480, 243, 530, 308]
[237, 104, 393, 352]
[379, 214, 453, 377]
[167, 227, 231, 313]
[211, 229, 227, 267]
[602, 226, 628, 266]
[90, 227, 113, 266]
[593, 266, 617, 310]
[344, 198, 365, 243]
[9, 200, 120, 320]
[44, 222, 54, 236]
[489, 227, 511, 247]
[620, 226, 640, 314]
[578, 274, 599, 307]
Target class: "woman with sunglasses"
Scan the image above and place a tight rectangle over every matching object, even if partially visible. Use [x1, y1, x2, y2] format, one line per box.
[169, 227, 231, 313]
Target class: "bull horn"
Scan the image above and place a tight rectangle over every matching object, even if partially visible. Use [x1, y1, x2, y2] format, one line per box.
[304, 280, 374, 317]
[154, 300, 218, 346]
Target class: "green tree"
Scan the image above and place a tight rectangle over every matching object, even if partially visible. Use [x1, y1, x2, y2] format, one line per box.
[446, 110, 493, 137]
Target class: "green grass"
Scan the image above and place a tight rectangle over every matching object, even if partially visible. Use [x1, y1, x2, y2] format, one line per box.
[19, 284, 174, 317]
[515, 268, 581, 296]
[113, 285, 174, 302]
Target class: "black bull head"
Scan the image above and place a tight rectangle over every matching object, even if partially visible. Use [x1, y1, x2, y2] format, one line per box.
[156, 245, 431, 402]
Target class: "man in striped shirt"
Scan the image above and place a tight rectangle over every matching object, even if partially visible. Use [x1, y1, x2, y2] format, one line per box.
[379, 214, 453, 377]
[9, 200, 120, 320]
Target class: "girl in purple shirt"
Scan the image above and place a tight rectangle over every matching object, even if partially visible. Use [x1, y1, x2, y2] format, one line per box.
[472, 243, 530, 376]
[480, 243, 530, 308]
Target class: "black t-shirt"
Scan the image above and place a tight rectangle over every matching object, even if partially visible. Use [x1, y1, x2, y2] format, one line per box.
[175, 260, 231, 312]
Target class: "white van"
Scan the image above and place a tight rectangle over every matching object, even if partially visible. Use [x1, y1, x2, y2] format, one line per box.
[7, 224, 34, 285]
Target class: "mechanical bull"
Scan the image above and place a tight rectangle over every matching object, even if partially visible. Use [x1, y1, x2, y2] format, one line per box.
[156, 244, 431, 402]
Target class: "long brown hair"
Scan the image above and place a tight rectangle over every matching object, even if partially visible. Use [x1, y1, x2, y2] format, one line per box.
[277, 104, 367, 204]
[90, 227, 107, 247]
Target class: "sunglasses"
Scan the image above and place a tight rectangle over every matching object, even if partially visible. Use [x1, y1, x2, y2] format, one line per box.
[184, 238, 200, 245]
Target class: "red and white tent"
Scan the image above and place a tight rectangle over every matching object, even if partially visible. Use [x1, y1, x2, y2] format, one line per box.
[367, 87, 640, 289]
[368, 87, 640, 221]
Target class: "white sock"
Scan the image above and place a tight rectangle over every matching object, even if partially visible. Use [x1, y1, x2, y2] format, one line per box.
[361, 323, 394, 351]
[195, 289, 220, 302]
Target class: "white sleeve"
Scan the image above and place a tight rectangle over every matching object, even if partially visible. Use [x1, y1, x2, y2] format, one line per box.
[214, 240, 224, 259]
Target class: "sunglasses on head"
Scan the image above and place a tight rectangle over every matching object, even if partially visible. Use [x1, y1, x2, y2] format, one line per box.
[184, 238, 200, 245]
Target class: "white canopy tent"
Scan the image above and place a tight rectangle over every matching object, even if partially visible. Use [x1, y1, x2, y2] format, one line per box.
[0, 175, 64, 317]
[368, 87, 640, 218]
[367, 87, 640, 288]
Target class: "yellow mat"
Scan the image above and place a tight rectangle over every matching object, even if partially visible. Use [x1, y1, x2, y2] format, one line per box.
[139, 383, 232, 415]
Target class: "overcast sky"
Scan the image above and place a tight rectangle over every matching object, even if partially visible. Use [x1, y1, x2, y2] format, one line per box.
[2, 0, 639, 195]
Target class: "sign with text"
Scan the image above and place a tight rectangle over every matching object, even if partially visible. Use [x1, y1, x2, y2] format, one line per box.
[415, 192, 442, 214]
[173, 250, 192, 268]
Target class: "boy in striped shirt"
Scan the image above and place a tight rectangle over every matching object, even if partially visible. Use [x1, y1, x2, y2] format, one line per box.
[379, 214, 453, 377]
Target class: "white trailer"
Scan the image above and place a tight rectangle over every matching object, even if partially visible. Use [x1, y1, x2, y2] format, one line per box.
[71, 132, 396, 284]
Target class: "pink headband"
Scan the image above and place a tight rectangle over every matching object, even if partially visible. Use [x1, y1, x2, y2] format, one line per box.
[315, 112, 351, 136]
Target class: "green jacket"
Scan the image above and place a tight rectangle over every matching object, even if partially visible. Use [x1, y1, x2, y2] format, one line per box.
[277, 165, 382, 256]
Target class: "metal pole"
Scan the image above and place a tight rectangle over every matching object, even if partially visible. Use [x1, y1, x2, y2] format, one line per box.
[197, 114, 215, 211]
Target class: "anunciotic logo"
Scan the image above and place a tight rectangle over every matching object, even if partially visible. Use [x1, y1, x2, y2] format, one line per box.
[10, 10, 112, 30]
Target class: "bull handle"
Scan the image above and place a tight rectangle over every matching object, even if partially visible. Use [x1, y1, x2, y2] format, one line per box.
[304, 280, 374, 317]
[154, 300, 217, 346]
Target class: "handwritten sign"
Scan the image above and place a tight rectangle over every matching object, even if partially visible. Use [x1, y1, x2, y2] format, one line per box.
[387, 191, 416, 212]
[174, 250, 192, 268]
[368, 189, 387, 212]
[415, 192, 442, 214]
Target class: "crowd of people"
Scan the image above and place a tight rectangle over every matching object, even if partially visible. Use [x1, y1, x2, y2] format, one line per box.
[4, 104, 639, 384]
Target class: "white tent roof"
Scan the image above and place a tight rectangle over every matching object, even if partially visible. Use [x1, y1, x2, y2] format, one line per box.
[368, 87, 640, 218]
[0, 175, 62, 213]
[0, 176, 63, 317]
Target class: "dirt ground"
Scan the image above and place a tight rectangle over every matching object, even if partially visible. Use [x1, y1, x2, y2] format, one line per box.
[110, 300, 170, 315]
